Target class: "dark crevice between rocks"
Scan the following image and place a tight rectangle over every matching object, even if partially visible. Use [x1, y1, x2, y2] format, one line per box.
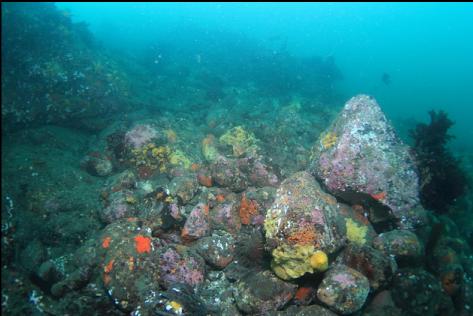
[315, 179, 398, 233]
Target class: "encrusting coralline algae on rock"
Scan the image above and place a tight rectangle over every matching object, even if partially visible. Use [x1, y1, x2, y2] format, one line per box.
[264, 171, 376, 280]
[310, 94, 421, 228]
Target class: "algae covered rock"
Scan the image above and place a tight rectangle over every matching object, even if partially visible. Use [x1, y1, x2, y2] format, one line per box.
[310, 95, 421, 228]
[233, 270, 297, 314]
[264, 171, 368, 280]
[336, 244, 397, 290]
[316, 265, 370, 315]
[373, 229, 423, 265]
[96, 218, 162, 312]
[195, 230, 236, 269]
[219, 125, 259, 157]
[392, 268, 454, 315]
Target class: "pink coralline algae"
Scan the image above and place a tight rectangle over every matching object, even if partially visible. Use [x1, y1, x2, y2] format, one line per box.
[100, 190, 136, 223]
[310, 95, 421, 228]
[317, 265, 370, 315]
[158, 247, 205, 288]
[124, 124, 159, 149]
[181, 203, 210, 241]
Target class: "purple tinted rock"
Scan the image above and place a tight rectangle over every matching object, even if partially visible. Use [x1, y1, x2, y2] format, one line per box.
[317, 265, 370, 315]
[100, 190, 137, 223]
[209, 202, 241, 235]
[264, 172, 378, 280]
[373, 230, 423, 265]
[238, 157, 280, 187]
[210, 155, 279, 192]
[310, 95, 420, 227]
[211, 156, 248, 192]
[233, 270, 297, 314]
[181, 203, 210, 242]
[336, 244, 397, 290]
[157, 246, 206, 288]
[124, 124, 160, 149]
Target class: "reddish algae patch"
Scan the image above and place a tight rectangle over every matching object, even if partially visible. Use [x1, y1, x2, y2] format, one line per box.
[134, 235, 151, 254]
[102, 236, 112, 249]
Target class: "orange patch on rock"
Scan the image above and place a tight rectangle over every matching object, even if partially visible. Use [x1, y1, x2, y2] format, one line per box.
[294, 286, 313, 301]
[370, 191, 387, 201]
[102, 236, 112, 249]
[104, 259, 115, 273]
[191, 163, 200, 171]
[180, 227, 191, 243]
[216, 194, 225, 202]
[197, 174, 213, 187]
[287, 225, 317, 245]
[134, 235, 152, 254]
[239, 193, 259, 225]
[202, 204, 210, 216]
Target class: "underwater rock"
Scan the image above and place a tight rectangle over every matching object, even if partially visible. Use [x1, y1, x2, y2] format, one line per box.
[197, 167, 213, 187]
[168, 173, 200, 204]
[219, 125, 259, 158]
[209, 201, 242, 235]
[275, 304, 339, 316]
[238, 156, 280, 187]
[233, 270, 296, 314]
[373, 230, 423, 265]
[80, 152, 113, 177]
[197, 271, 239, 315]
[124, 123, 162, 149]
[195, 230, 236, 269]
[207, 144, 279, 191]
[1, 3, 132, 132]
[181, 203, 211, 242]
[82, 218, 206, 313]
[157, 245, 206, 289]
[210, 156, 249, 192]
[102, 170, 137, 195]
[264, 171, 374, 280]
[363, 290, 402, 316]
[392, 268, 454, 315]
[202, 134, 222, 163]
[100, 189, 138, 224]
[316, 265, 370, 315]
[310, 94, 420, 228]
[97, 219, 163, 312]
[336, 244, 397, 290]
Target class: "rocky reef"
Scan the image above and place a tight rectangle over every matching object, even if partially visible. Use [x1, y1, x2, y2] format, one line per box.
[2, 4, 472, 316]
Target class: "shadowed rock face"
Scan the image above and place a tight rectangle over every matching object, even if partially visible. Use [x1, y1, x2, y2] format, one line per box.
[310, 94, 420, 228]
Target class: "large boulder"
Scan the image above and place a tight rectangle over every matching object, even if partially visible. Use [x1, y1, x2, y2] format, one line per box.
[310, 95, 420, 228]
[264, 171, 375, 280]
